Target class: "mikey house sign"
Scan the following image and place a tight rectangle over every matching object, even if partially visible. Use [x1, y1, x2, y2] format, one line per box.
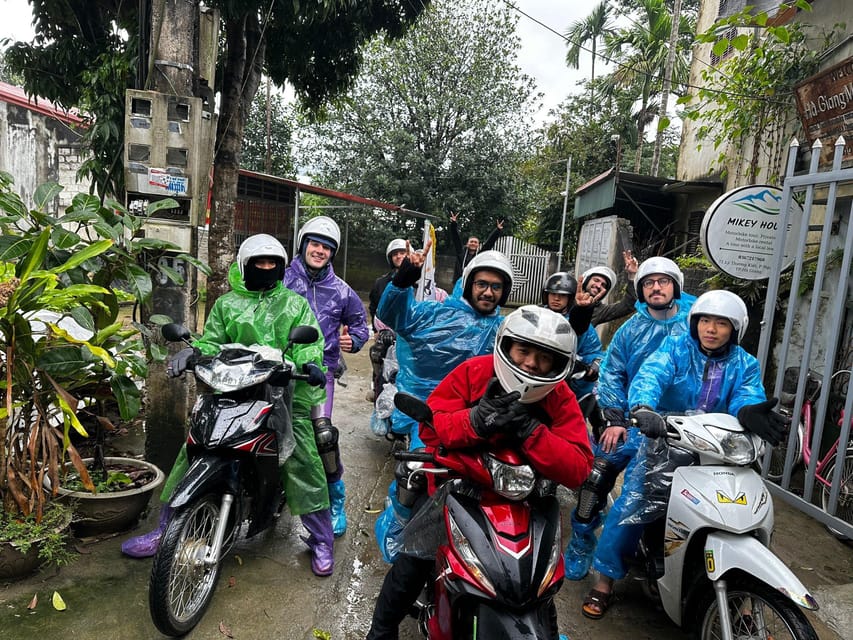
[700, 185, 803, 281]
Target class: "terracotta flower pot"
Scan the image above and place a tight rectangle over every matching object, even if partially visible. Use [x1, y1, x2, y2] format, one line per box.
[56, 457, 165, 537]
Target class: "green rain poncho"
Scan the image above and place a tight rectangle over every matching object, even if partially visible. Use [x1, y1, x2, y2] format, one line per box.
[160, 263, 329, 515]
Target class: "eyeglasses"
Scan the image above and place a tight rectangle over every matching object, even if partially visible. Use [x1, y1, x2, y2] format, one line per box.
[472, 280, 503, 292]
[641, 276, 673, 289]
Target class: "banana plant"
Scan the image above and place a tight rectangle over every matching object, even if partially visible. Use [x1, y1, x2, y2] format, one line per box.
[0, 172, 209, 520]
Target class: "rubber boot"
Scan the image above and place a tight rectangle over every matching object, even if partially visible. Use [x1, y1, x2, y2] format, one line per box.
[563, 511, 601, 581]
[300, 510, 334, 576]
[121, 504, 173, 558]
[328, 479, 347, 537]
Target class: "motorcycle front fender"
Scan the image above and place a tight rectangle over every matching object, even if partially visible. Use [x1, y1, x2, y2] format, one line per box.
[168, 456, 236, 509]
[704, 531, 818, 611]
[468, 600, 555, 639]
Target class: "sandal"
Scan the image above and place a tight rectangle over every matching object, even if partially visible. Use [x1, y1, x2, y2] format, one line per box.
[582, 588, 614, 620]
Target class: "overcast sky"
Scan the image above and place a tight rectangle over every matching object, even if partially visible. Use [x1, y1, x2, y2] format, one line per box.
[0, 0, 602, 120]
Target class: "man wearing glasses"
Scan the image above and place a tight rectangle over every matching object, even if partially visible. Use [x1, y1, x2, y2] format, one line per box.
[375, 240, 514, 450]
[563, 257, 697, 605]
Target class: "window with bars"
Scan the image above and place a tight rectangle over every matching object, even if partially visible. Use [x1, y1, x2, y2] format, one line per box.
[710, 26, 737, 66]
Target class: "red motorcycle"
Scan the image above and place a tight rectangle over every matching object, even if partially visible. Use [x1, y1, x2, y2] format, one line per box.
[393, 394, 565, 639]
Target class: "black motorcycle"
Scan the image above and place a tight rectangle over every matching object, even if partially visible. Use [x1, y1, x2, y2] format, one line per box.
[148, 323, 318, 637]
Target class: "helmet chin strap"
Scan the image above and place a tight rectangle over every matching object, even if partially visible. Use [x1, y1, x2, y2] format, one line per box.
[648, 298, 676, 311]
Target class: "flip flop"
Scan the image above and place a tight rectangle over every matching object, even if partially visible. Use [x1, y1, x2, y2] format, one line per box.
[582, 588, 614, 620]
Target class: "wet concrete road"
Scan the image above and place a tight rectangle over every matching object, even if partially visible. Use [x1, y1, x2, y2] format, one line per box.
[0, 346, 845, 639]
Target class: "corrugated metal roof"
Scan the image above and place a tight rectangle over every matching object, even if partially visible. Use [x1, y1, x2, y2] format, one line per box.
[0, 81, 84, 126]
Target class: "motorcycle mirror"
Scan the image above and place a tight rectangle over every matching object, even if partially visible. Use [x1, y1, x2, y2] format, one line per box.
[288, 325, 320, 345]
[394, 393, 433, 424]
[162, 323, 191, 342]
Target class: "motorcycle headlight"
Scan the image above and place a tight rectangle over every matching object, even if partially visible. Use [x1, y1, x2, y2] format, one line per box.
[705, 425, 758, 465]
[448, 511, 496, 597]
[484, 455, 536, 500]
[196, 360, 270, 392]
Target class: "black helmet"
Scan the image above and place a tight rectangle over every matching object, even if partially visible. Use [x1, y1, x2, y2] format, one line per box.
[541, 272, 577, 306]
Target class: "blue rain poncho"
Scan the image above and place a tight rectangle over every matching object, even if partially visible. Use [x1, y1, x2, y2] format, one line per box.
[376, 279, 503, 444]
[593, 332, 766, 580]
[570, 324, 605, 399]
[597, 294, 697, 417]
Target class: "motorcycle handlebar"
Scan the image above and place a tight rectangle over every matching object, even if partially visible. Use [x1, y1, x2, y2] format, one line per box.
[393, 451, 436, 463]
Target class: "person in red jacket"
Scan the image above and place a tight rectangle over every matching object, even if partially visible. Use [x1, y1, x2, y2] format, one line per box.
[366, 305, 593, 639]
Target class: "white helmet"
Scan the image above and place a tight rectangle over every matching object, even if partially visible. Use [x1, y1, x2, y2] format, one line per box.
[581, 266, 617, 300]
[237, 233, 288, 277]
[385, 238, 408, 266]
[461, 250, 514, 306]
[297, 216, 341, 259]
[689, 290, 749, 345]
[494, 306, 576, 404]
[636, 256, 683, 303]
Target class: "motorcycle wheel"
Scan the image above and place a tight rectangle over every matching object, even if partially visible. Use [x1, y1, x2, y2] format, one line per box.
[819, 448, 853, 540]
[149, 495, 230, 637]
[693, 575, 817, 640]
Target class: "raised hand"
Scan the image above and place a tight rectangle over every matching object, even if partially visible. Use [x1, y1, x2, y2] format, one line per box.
[624, 250, 639, 278]
[575, 275, 607, 307]
[340, 325, 353, 352]
[449, 211, 459, 223]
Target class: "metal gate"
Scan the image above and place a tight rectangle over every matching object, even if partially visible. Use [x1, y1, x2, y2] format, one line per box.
[756, 137, 853, 538]
[493, 237, 555, 306]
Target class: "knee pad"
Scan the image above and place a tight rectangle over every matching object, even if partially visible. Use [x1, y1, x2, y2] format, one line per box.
[312, 418, 340, 475]
[576, 457, 620, 522]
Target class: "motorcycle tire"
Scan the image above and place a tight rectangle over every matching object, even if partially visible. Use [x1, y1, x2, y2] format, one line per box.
[819, 447, 853, 540]
[693, 574, 817, 640]
[149, 495, 232, 637]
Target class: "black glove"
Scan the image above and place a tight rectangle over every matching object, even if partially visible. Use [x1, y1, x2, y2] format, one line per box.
[737, 398, 786, 446]
[302, 362, 326, 387]
[469, 379, 523, 438]
[392, 257, 421, 288]
[630, 405, 667, 438]
[167, 347, 198, 378]
[603, 407, 627, 428]
[583, 361, 600, 382]
[376, 329, 395, 347]
[507, 400, 540, 440]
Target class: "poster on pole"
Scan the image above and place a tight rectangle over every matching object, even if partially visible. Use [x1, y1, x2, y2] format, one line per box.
[700, 185, 804, 281]
[416, 221, 437, 301]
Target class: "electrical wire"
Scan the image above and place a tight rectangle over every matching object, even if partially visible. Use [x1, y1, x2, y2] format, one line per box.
[503, 0, 796, 107]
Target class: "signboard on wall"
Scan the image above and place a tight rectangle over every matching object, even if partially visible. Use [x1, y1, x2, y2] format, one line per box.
[794, 56, 853, 167]
[700, 185, 803, 280]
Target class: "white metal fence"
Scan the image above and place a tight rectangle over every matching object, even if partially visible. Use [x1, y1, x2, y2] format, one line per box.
[494, 236, 556, 307]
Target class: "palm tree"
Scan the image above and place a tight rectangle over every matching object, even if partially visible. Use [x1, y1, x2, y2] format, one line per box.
[605, 0, 692, 172]
[564, 1, 615, 116]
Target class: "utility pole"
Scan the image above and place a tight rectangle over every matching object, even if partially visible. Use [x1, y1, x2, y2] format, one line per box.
[123, 0, 218, 472]
[557, 157, 572, 272]
[651, 0, 682, 176]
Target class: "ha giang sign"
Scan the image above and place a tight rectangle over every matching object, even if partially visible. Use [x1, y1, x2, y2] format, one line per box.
[700, 185, 804, 281]
[794, 56, 853, 168]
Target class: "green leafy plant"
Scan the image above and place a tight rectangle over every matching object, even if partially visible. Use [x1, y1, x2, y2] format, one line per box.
[0, 171, 209, 534]
[0, 502, 74, 566]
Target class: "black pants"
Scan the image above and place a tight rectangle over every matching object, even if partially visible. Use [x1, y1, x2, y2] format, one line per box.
[365, 553, 432, 639]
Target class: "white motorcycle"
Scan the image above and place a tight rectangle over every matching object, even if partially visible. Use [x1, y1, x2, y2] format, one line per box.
[625, 412, 819, 640]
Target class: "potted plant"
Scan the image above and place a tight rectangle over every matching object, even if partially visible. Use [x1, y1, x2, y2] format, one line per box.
[0, 173, 208, 568]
